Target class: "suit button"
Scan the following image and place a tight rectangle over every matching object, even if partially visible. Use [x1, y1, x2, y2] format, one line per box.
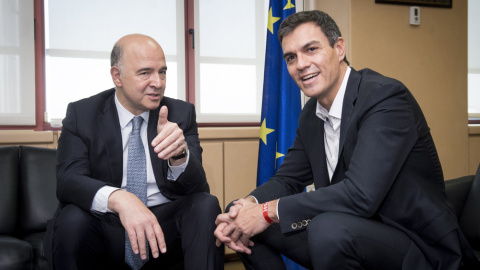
[302, 220, 308, 226]
[291, 223, 297, 229]
[297, 222, 303, 228]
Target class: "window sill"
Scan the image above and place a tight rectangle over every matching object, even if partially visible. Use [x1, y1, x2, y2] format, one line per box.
[469, 124, 480, 135]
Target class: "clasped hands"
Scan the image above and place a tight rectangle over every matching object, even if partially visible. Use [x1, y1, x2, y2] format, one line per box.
[108, 105, 186, 260]
[214, 198, 276, 254]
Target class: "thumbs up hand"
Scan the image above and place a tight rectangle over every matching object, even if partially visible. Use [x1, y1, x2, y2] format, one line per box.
[151, 106, 186, 163]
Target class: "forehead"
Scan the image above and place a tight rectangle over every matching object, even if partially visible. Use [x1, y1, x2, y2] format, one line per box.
[281, 22, 328, 48]
[123, 41, 166, 67]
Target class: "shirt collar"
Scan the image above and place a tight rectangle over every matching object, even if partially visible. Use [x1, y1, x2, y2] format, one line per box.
[316, 66, 352, 123]
[114, 92, 150, 130]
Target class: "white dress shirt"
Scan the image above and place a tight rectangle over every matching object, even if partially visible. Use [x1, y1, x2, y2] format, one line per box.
[315, 67, 351, 181]
[91, 94, 188, 213]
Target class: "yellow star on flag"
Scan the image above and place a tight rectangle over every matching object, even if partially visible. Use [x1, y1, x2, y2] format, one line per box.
[260, 118, 275, 145]
[284, 0, 295, 10]
[276, 152, 285, 159]
[267, 7, 281, 34]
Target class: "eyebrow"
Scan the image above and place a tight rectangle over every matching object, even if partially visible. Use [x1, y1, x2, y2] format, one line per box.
[137, 67, 153, 74]
[283, 40, 321, 59]
[136, 66, 168, 73]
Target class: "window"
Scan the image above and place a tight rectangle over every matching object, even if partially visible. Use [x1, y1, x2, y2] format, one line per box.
[194, 0, 269, 123]
[44, 0, 186, 125]
[469, 0, 480, 122]
[44, 0, 271, 126]
[0, 0, 36, 126]
[1, 0, 303, 129]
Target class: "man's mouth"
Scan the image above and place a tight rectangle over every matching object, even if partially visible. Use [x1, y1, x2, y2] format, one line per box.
[147, 93, 161, 100]
[302, 72, 320, 81]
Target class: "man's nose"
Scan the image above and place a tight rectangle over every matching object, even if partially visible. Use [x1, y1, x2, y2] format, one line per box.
[150, 73, 165, 88]
[296, 53, 310, 71]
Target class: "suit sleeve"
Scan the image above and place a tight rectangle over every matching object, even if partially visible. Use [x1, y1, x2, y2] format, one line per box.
[56, 103, 110, 211]
[163, 102, 208, 196]
[249, 127, 314, 202]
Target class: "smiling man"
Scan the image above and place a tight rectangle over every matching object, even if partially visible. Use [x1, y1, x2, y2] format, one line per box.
[214, 11, 479, 270]
[44, 34, 223, 270]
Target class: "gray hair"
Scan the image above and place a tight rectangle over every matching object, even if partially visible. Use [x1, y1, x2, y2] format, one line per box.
[110, 42, 124, 71]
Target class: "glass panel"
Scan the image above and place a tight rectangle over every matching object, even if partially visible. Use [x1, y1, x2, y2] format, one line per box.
[0, 55, 20, 113]
[468, 0, 480, 117]
[45, 0, 185, 121]
[199, 63, 256, 114]
[47, 0, 178, 55]
[195, 0, 269, 123]
[199, 0, 256, 59]
[0, 0, 19, 46]
[0, 0, 35, 125]
[45, 57, 113, 120]
[468, 74, 480, 115]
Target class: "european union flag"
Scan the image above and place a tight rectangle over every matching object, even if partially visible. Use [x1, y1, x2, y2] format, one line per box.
[257, 1, 306, 269]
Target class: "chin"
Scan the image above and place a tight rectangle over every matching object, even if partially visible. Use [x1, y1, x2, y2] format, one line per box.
[300, 88, 317, 98]
[145, 102, 161, 111]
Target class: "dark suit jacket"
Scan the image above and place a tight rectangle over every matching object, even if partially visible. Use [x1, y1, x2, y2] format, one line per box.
[55, 88, 208, 212]
[250, 68, 478, 269]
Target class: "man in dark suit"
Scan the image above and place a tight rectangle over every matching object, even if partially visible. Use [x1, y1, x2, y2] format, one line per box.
[44, 34, 224, 269]
[214, 10, 479, 269]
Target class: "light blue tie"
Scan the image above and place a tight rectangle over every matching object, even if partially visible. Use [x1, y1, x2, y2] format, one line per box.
[125, 116, 149, 270]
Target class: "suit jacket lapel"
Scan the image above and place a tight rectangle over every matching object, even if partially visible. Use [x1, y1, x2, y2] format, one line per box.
[339, 68, 361, 153]
[97, 93, 123, 187]
[332, 68, 361, 184]
[305, 100, 330, 188]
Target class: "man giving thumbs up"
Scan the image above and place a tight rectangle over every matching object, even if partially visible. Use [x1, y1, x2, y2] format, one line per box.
[45, 34, 224, 270]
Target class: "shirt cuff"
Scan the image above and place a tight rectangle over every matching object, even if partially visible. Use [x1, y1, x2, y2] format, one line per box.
[247, 195, 259, 204]
[167, 152, 189, 180]
[276, 198, 280, 221]
[91, 186, 120, 213]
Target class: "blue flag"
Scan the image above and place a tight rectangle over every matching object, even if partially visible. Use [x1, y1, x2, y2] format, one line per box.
[257, 1, 306, 269]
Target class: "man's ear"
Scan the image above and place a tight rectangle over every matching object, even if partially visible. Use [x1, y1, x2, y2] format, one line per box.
[110, 66, 122, 87]
[335, 37, 346, 63]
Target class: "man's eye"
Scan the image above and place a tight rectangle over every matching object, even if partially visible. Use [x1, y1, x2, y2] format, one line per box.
[308, 47, 316, 52]
[286, 55, 295, 63]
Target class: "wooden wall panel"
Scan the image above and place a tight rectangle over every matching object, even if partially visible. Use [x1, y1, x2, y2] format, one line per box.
[223, 140, 259, 255]
[223, 140, 259, 207]
[201, 141, 225, 210]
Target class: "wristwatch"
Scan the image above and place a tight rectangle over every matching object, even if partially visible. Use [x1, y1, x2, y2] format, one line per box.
[171, 141, 188, 160]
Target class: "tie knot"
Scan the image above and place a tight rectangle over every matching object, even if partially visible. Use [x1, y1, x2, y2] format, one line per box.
[131, 116, 143, 130]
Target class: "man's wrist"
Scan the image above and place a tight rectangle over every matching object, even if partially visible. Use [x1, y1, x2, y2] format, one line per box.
[262, 200, 279, 224]
[92, 186, 120, 213]
[262, 202, 274, 224]
[245, 195, 258, 204]
[107, 189, 125, 213]
[267, 200, 279, 223]
[171, 141, 188, 160]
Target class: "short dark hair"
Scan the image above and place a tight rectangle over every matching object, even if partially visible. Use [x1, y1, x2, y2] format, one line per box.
[278, 10, 349, 65]
[110, 43, 124, 68]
